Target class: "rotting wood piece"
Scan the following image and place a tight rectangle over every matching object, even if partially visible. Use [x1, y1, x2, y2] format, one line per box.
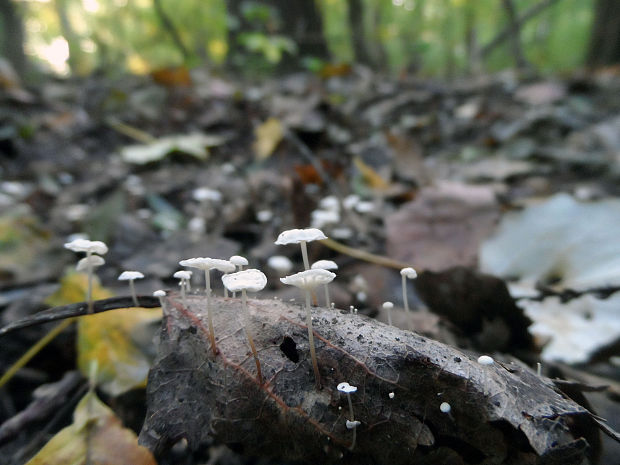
[139, 292, 592, 465]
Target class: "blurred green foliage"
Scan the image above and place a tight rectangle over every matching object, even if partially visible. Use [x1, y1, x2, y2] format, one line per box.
[18, 0, 593, 76]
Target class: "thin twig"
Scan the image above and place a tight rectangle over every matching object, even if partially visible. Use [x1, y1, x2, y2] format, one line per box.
[0, 296, 161, 336]
[320, 238, 410, 270]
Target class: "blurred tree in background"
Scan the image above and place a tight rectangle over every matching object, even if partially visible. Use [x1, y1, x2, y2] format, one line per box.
[0, 0, 616, 80]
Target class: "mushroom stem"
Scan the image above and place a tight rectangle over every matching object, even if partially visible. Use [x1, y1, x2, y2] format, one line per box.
[305, 290, 321, 389]
[242, 289, 263, 384]
[205, 269, 217, 356]
[223, 274, 229, 298]
[300, 240, 310, 270]
[129, 279, 138, 307]
[346, 392, 357, 451]
[324, 284, 330, 308]
[86, 251, 94, 314]
[401, 274, 411, 329]
[180, 279, 187, 306]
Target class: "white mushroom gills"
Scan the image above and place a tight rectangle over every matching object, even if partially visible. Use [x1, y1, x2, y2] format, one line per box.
[400, 267, 417, 330]
[222, 269, 267, 384]
[118, 270, 144, 307]
[337, 382, 359, 451]
[311, 260, 338, 307]
[280, 269, 335, 389]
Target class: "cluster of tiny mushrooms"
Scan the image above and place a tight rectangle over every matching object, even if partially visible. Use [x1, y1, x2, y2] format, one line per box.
[64, 228, 502, 452]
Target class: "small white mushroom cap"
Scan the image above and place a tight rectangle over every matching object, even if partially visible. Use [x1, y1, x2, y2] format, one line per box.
[274, 228, 327, 245]
[153, 290, 166, 297]
[267, 255, 294, 273]
[343, 194, 360, 210]
[346, 420, 361, 430]
[477, 355, 495, 365]
[222, 269, 267, 293]
[118, 271, 144, 281]
[311, 209, 340, 229]
[256, 210, 273, 223]
[280, 269, 336, 291]
[192, 187, 222, 202]
[440, 402, 451, 413]
[382, 301, 394, 309]
[319, 196, 340, 211]
[229, 255, 249, 267]
[173, 270, 192, 280]
[388, 392, 395, 399]
[311, 260, 339, 271]
[180, 257, 232, 272]
[337, 382, 358, 394]
[354, 201, 375, 213]
[400, 267, 418, 279]
[64, 238, 108, 255]
[76, 255, 105, 271]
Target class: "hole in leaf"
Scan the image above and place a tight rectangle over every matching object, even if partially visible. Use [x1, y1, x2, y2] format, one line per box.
[280, 336, 299, 363]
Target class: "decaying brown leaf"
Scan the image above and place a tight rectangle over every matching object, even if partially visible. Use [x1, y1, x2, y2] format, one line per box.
[140, 293, 592, 465]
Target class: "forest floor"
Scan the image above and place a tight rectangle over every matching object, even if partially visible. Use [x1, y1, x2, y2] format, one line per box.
[1, 65, 620, 464]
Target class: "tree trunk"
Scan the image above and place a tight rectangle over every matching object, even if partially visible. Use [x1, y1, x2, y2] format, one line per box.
[266, 0, 330, 66]
[347, 0, 372, 66]
[0, 0, 27, 77]
[587, 0, 620, 66]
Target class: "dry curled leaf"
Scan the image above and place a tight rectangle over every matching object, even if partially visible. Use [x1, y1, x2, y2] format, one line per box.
[140, 293, 591, 465]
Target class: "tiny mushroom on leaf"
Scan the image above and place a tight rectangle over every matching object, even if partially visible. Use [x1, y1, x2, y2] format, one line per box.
[280, 269, 336, 389]
[65, 238, 108, 314]
[229, 255, 249, 297]
[153, 289, 166, 307]
[118, 271, 144, 307]
[382, 301, 394, 326]
[400, 267, 417, 329]
[275, 228, 327, 270]
[311, 260, 339, 307]
[222, 269, 267, 384]
[337, 382, 359, 450]
[173, 270, 192, 306]
[179, 257, 233, 355]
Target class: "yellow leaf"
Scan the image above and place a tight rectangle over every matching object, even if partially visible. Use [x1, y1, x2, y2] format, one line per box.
[77, 307, 161, 396]
[45, 270, 161, 396]
[26, 391, 157, 465]
[353, 156, 390, 190]
[45, 270, 114, 307]
[253, 117, 284, 160]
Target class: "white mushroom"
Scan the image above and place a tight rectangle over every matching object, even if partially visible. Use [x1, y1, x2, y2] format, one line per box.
[118, 271, 144, 307]
[382, 301, 394, 326]
[400, 267, 417, 329]
[229, 255, 249, 297]
[280, 269, 335, 389]
[65, 238, 108, 314]
[267, 255, 294, 275]
[180, 257, 233, 355]
[440, 402, 452, 414]
[275, 228, 327, 270]
[311, 260, 339, 307]
[337, 382, 359, 450]
[153, 289, 166, 307]
[64, 239, 108, 256]
[76, 255, 105, 272]
[222, 269, 267, 384]
[173, 270, 192, 306]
